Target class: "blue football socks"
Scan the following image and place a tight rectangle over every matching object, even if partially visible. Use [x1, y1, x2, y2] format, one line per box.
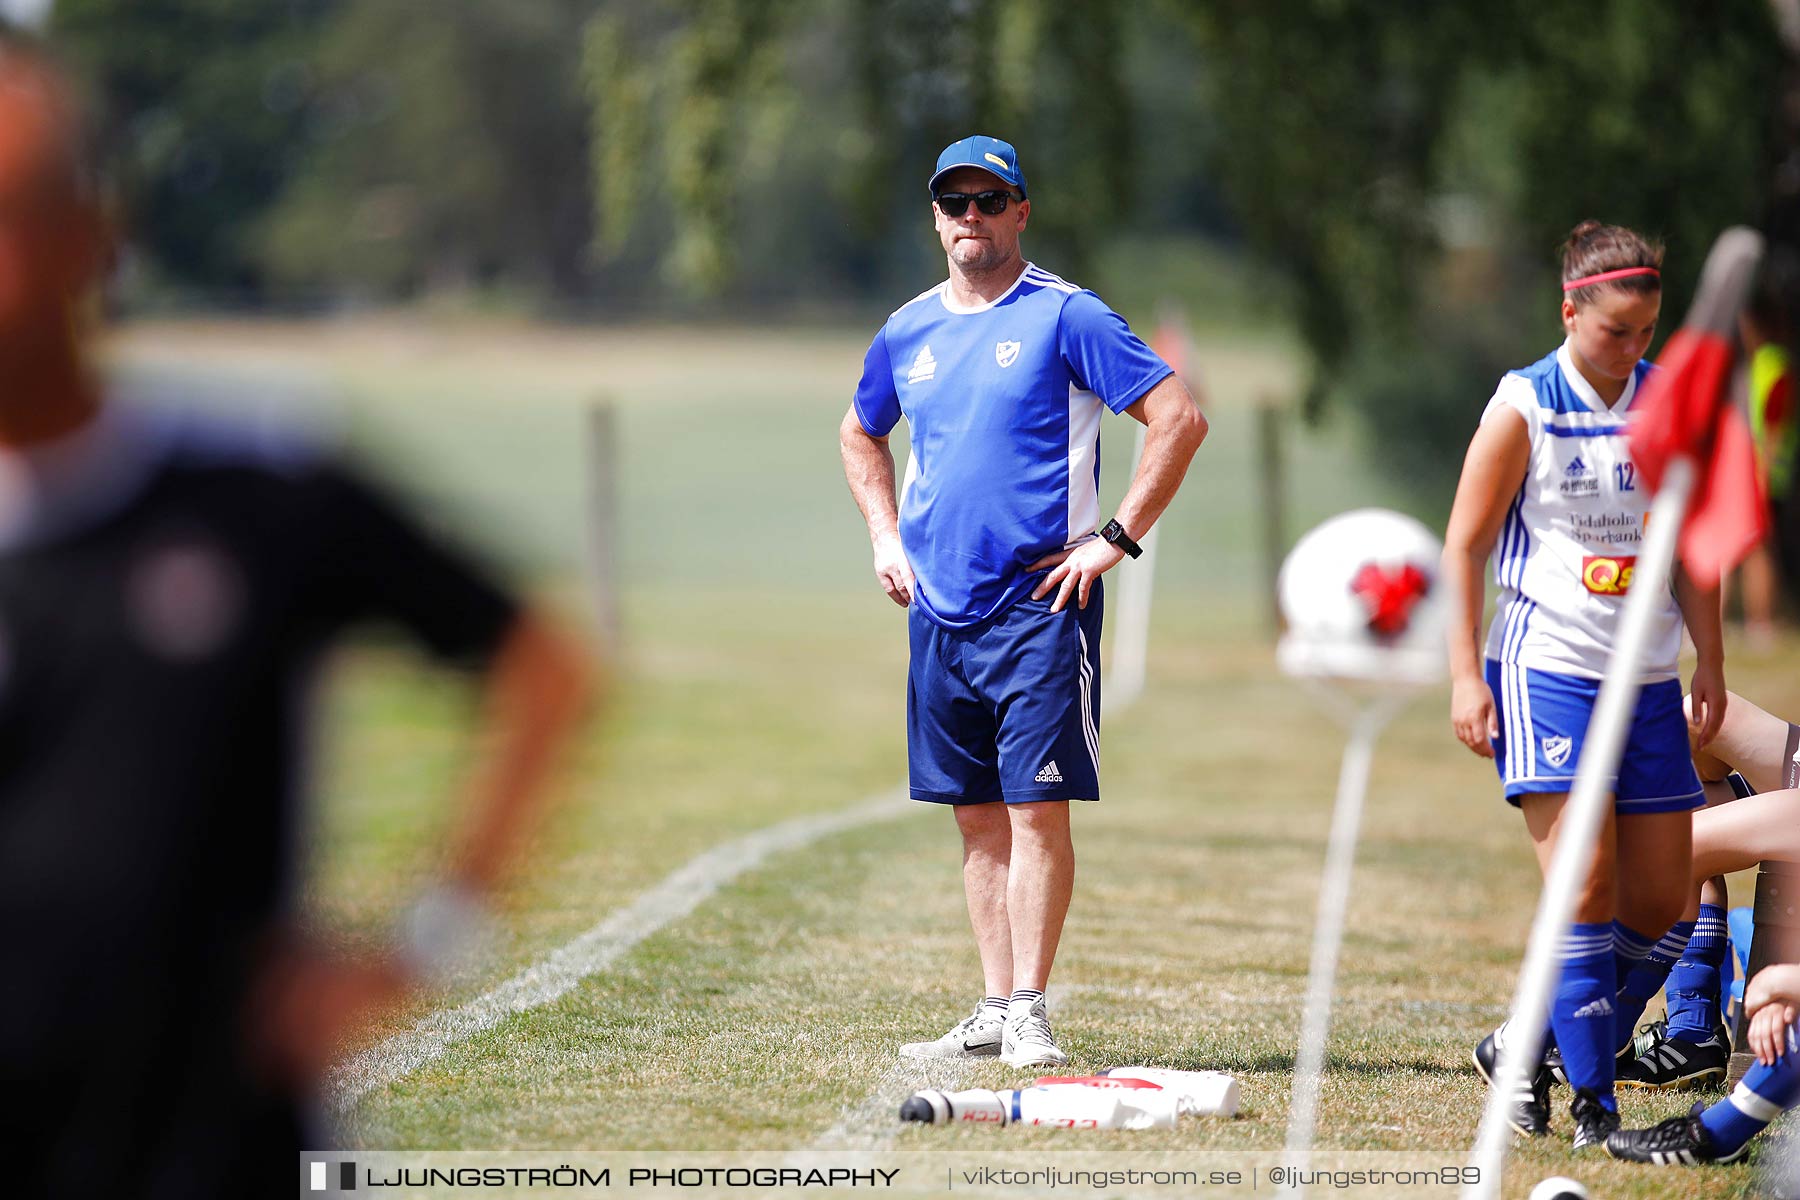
[1611, 921, 1653, 990]
[1667, 904, 1728, 1043]
[1700, 1021, 1800, 1156]
[1611, 920, 1660, 1053]
[1556, 922, 1620, 1112]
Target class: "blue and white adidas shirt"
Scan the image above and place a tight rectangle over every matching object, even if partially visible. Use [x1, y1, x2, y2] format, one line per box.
[853, 263, 1173, 629]
[1481, 341, 1683, 681]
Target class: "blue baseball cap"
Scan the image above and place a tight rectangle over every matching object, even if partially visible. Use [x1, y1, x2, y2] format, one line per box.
[928, 135, 1027, 199]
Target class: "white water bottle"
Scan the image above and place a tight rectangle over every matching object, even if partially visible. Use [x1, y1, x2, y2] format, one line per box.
[1097, 1067, 1240, 1117]
[1016, 1085, 1177, 1130]
[899, 1085, 1177, 1130]
[898, 1088, 1008, 1126]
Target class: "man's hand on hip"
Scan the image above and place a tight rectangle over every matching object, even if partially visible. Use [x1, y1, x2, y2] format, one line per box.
[873, 531, 916, 607]
[1029, 539, 1125, 613]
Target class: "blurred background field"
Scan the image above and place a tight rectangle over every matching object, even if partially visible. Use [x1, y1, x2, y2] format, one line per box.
[17, 0, 1800, 1192]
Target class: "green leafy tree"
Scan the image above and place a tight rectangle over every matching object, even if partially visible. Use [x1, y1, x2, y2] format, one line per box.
[583, 0, 1138, 300]
[52, 0, 333, 296]
[1172, 0, 1784, 500]
[256, 0, 594, 300]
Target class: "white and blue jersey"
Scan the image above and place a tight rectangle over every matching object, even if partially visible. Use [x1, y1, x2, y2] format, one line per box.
[1482, 342, 1681, 682]
[1480, 342, 1700, 811]
[852, 263, 1172, 630]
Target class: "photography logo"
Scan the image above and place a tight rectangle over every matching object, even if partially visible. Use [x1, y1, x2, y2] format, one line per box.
[307, 1161, 357, 1192]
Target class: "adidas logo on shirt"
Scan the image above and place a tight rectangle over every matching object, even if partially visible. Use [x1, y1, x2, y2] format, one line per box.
[1572, 997, 1614, 1019]
[907, 345, 937, 384]
[1560, 454, 1599, 497]
[1035, 761, 1063, 783]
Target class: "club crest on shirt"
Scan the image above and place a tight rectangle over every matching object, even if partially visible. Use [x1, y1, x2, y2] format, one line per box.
[126, 536, 245, 662]
[1542, 735, 1573, 768]
[995, 340, 1021, 369]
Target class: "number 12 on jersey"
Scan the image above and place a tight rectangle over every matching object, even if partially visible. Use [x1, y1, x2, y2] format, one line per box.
[1615, 462, 1636, 492]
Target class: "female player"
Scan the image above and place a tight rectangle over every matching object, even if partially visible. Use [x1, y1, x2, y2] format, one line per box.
[1443, 221, 1726, 1149]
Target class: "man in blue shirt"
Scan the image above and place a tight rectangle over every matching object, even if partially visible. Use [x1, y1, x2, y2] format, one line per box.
[838, 135, 1207, 1068]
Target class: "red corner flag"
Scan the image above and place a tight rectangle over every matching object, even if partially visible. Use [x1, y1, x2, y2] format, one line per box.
[1627, 230, 1767, 589]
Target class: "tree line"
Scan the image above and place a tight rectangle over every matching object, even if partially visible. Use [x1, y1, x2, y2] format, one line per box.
[32, 0, 1787, 494]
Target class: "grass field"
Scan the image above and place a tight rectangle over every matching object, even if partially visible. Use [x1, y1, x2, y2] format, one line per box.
[105, 317, 1798, 1198]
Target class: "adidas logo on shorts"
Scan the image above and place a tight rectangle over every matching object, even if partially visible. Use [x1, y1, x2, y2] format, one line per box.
[1035, 761, 1063, 784]
[1573, 997, 1614, 1019]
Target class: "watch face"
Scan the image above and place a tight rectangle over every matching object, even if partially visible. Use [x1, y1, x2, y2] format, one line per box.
[1101, 520, 1138, 556]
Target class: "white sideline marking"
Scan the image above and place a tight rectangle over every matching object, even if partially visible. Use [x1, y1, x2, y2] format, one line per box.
[327, 790, 912, 1112]
[808, 1059, 973, 1151]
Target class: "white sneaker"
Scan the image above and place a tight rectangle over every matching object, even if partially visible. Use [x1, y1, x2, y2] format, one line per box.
[1001, 996, 1068, 1069]
[899, 1004, 1005, 1060]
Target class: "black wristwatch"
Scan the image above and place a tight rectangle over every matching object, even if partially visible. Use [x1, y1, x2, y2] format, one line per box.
[1099, 518, 1142, 559]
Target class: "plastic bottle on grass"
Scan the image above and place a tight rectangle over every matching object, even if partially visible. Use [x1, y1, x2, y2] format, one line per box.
[1096, 1067, 1241, 1117]
[898, 1085, 1177, 1129]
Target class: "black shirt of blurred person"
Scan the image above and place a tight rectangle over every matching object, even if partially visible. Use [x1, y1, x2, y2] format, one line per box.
[0, 403, 519, 1198]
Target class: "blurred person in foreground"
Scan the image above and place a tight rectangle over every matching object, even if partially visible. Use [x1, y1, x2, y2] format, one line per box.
[838, 135, 1206, 1069]
[0, 34, 593, 1198]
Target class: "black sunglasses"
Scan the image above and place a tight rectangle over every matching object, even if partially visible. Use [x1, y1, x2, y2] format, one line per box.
[934, 189, 1022, 217]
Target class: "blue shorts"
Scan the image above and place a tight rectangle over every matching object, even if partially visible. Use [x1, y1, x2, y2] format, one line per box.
[1486, 659, 1703, 813]
[908, 585, 1102, 805]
